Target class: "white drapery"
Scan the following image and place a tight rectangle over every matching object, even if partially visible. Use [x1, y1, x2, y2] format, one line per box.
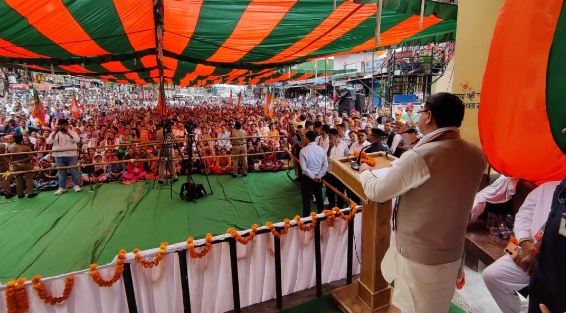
[0, 213, 362, 313]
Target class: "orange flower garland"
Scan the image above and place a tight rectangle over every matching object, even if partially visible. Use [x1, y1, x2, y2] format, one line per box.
[133, 242, 168, 268]
[89, 249, 126, 287]
[332, 203, 358, 222]
[266, 218, 291, 238]
[31, 275, 75, 305]
[293, 212, 318, 232]
[5, 278, 28, 313]
[323, 209, 337, 226]
[187, 233, 213, 259]
[355, 152, 376, 167]
[227, 224, 259, 244]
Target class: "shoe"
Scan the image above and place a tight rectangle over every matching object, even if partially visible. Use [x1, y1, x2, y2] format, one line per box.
[172, 178, 178, 183]
[4, 194, 15, 199]
[158, 180, 164, 184]
[18, 194, 25, 199]
[27, 193, 38, 198]
[242, 173, 247, 177]
[294, 177, 302, 182]
[54, 188, 66, 196]
[73, 185, 82, 192]
[232, 173, 238, 178]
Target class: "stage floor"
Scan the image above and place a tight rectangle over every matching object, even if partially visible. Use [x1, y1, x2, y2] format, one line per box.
[0, 172, 302, 281]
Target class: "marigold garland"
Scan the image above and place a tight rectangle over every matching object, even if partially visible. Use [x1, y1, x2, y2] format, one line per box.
[227, 224, 258, 244]
[266, 218, 291, 238]
[332, 203, 358, 222]
[133, 242, 168, 268]
[293, 212, 318, 232]
[32, 275, 75, 305]
[89, 249, 126, 287]
[354, 152, 376, 167]
[5, 278, 28, 313]
[187, 233, 213, 259]
[323, 209, 337, 226]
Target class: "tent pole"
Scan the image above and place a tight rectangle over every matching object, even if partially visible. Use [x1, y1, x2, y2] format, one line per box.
[324, 58, 327, 116]
[153, 0, 166, 117]
[420, 0, 425, 29]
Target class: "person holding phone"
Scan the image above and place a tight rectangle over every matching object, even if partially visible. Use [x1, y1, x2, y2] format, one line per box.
[45, 119, 82, 195]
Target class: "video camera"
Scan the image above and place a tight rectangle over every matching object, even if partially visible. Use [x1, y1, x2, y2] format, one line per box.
[184, 121, 197, 134]
[158, 119, 173, 133]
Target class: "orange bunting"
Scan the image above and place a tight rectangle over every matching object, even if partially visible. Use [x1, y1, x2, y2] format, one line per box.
[5, 278, 28, 313]
[227, 224, 259, 245]
[89, 249, 126, 287]
[266, 218, 291, 238]
[293, 212, 318, 232]
[32, 275, 75, 305]
[187, 233, 213, 259]
[133, 242, 168, 269]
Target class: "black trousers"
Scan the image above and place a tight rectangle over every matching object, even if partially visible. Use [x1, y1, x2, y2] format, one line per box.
[323, 173, 345, 209]
[301, 175, 323, 217]
[528, 275, 566, 313]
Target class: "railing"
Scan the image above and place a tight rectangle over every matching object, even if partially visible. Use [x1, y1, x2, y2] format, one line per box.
[0, 206, 363, 313]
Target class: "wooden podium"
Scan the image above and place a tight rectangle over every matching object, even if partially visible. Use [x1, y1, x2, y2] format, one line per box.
[329, 152, 400, 313]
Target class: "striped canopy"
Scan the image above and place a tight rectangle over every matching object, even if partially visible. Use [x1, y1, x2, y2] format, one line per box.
[0, 0, 457, 86]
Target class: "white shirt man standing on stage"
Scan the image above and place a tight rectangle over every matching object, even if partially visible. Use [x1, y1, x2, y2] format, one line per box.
[46, 119, 82, 195]
[299, 130, 328, 217]
[359, 93, 486, 313]
[482, 181, 559, 313]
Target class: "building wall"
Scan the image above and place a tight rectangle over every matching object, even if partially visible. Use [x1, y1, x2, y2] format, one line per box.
[452, 0, 505, 147]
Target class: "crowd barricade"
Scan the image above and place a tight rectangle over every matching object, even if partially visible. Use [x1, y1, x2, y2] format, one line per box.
[0, 135, 289, 177]
[0, 206, 363, 313]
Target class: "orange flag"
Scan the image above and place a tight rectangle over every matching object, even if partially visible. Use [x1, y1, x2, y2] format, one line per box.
[237, 91, 242, 111]
[70, 93, 81, 120]
[264, 92, 272, 115]
[156, 91, 167, 117]
[228, 89, 233, 104]
[31, 86, 46, 126]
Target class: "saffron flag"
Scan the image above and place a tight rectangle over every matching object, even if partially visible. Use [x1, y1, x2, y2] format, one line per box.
[237, 91, 242, 111]
[156, 92, 167, 117]
[70, 93, 81, 120]
[264, 92, 273, 116]
[228, 89, 233, 105]
[30, 86, 46, 126]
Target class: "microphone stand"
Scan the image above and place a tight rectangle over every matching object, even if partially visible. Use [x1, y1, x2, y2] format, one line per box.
[351, 144, 372, 171]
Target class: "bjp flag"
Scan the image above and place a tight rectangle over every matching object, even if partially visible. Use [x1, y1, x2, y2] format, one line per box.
[31, 86, 46, 126]
[70, 93, 81, 120]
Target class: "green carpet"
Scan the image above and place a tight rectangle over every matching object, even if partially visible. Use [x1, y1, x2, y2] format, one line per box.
[0, 172, 302, 281]
[280, 296, 467, 313]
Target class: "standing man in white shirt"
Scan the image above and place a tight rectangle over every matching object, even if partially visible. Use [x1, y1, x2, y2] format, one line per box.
[349, 131, 370, 155]
[45, 119, 82, 195]
[358, 93, 486, 313]
[315, 124, 330, 153]
[482, 181, 559, 313]
[299, 131, 328, 217]
[324, 128, 350, 209]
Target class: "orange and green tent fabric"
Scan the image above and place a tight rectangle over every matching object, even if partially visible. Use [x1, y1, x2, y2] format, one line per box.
[0, 0, 457, 86]
[480, 0, 566, 184]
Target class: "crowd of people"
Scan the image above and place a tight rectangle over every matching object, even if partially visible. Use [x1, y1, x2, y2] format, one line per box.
[0, 87, 421, 199]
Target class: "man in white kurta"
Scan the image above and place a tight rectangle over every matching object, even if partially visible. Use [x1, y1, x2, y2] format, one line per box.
[482, 181, 559, 313]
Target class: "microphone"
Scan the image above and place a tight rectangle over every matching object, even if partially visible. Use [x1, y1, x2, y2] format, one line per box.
[351, 144, 372, 171]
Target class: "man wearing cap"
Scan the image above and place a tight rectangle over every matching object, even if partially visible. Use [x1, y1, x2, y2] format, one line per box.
[46, 119, 82, 195]
[364, 128, 390, 153]
[359, 93, 486, 313]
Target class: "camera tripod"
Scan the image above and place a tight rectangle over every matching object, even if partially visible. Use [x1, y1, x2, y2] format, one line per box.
[180, 131, 213, 201]
[152, 129, 184, 199]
